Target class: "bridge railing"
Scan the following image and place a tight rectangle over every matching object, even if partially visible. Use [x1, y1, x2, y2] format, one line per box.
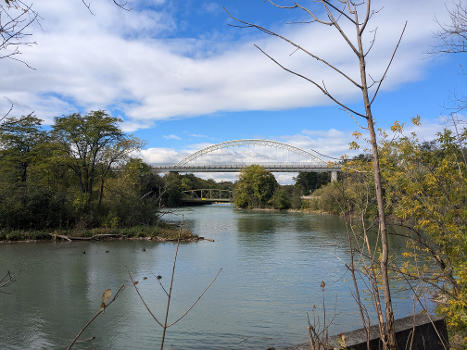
[153, 162, 341, 170]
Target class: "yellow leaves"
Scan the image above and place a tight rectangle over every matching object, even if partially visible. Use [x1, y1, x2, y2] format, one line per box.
[390, 120, 404, 133]
[349, 141, 360, 150]
[418, 219, 431, 228]
[411, 115, 421, 126]
[100, 288, 112, 310]
[352, 131, 362, 139]
[335, 334, 347, 349]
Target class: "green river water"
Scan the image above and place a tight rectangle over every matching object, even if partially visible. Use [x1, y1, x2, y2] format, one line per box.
[0, 204, 423, 349]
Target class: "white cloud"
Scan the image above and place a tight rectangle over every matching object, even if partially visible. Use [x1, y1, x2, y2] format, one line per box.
[163, 134, 181, 140]
[0, 0, 451, 128]
[139, 147, 181, 163]
[200, 2, 221, 15]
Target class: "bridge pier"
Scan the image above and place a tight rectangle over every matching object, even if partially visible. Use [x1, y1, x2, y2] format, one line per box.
[331, 170, 338, 182]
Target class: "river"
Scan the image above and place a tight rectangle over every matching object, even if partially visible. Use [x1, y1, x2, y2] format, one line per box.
[0, 204, 421, 349]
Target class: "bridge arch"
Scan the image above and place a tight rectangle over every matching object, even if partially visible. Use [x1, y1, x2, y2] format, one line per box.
[176, 139, 328, 166]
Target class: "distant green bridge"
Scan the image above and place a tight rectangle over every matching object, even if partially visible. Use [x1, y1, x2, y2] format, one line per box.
[181, 189, 233, 204]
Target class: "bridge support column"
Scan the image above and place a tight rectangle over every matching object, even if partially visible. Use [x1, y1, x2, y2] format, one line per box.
[331, 170, 338, 182]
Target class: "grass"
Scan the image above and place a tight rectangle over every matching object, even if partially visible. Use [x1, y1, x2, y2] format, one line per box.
[0, 222, 195, 242]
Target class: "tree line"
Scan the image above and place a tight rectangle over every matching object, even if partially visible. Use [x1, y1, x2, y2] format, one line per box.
[0, 110, 233, 233]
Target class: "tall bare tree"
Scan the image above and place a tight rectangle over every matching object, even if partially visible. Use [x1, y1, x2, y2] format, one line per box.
[227, 1, 406, 349]
[0, 0, 38, 68]
[433, 1, 467, 54]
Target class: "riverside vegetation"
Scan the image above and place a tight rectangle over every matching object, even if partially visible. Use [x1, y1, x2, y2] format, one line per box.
[0, 111, 230, 242]
[302, 122, 467, 348]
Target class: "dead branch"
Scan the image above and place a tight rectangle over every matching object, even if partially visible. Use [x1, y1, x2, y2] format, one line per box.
[0, 103, 13, 124]
[129, 227, 221, 350]
[254, 44, 367, 118]
[0, 0, 39, 68]
[369, 21, 407, 105]
[225, 7, 363, 89]
[432, 1, 467, 54]
[128, 270, 164, 327]
[167, 267, 222, 327]
[81, 0, 130, 15]
[67, 284, 125, 350]
[49, 233, 72, 242]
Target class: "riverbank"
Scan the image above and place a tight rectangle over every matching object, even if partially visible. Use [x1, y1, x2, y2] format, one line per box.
[0, 223, 199, 243]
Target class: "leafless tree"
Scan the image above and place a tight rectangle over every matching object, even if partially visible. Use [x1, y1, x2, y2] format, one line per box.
[0, 0, 39, 68]
[433, 1, 467, 54]
[67, 284, 125, 350]
[227, 1, 406, 348]
[129, 230, 222, 350]
[432, 1, 467, 113]
[81, 0, 130, 15]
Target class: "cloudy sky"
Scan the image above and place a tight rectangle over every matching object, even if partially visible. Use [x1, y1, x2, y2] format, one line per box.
[2, 0, 465, 182]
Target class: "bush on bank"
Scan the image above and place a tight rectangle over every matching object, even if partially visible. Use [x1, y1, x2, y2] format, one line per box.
[306, 124, 467, 344]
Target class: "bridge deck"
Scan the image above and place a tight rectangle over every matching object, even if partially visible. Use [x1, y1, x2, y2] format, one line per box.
[153, 164, 340, 173]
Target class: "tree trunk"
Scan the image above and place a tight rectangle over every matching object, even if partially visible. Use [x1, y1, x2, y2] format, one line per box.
[98, 176, 105, 208]
[366, 117, 396, 349]
[357, 28, 397, 350]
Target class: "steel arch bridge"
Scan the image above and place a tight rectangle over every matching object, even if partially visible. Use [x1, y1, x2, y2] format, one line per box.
[152, 139, 340, 179]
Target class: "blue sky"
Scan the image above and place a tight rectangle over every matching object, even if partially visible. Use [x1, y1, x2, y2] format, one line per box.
[1, 0, 465, 181]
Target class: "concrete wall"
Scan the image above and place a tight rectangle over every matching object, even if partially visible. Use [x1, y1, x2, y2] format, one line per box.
[286, 313, 449, 350]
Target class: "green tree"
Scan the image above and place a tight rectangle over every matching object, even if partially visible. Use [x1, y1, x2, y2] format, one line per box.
[51, 110, 141, 218]
[233, 165, 277, 209]
[163, 172, 182, 207]
[103, 158, 162, 227]
[0, 114, 47, 183]
[294, 171, 331, 195]
[378, 126, 467, 341]
[272, 187, 291, 210]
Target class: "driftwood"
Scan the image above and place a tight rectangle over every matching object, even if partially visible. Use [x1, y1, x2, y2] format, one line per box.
[49, 233, 72, 242]
[50, 233, 122, 241]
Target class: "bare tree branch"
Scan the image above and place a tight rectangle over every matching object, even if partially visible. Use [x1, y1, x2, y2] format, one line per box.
[0, 0, 39, 68]
[128, 270, 164, 328]
[167, 268, 222, 328]
[266, 0, 334, 26]
[224, 7, 363, 89]
[364, 27, 377, 57]
[67, 284, 125, 350]
[254, 44, 367, 118]
[369, 21, 407, 105]
[432, 1, 467, 54]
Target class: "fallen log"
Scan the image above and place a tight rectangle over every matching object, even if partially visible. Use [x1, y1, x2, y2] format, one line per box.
[69, 234, 123, 241]
[49, 233, 72, 242]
